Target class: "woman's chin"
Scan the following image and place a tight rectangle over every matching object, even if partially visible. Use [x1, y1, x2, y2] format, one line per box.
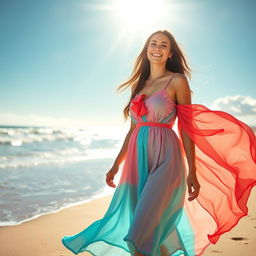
[149, 59, 167, 65]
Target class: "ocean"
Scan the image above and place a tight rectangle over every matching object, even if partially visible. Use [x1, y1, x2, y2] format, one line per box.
[0, 125, 126, 227]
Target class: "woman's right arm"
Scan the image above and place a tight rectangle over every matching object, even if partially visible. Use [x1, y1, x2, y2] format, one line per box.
[113, 120, 136, 168]
[105, 120, 136, 188]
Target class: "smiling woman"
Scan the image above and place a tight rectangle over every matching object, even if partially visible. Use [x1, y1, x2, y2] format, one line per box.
[112, 0, 167, 31]
[61, 29, 256, 256]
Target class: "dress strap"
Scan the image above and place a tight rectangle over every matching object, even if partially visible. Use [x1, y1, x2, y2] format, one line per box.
[164, 73, 176, 90]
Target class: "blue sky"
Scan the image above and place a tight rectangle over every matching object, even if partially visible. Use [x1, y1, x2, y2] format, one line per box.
[0, 0, 255, 128]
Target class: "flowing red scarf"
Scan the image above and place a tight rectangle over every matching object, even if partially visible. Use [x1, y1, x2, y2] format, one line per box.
[175, 103, 256, 243]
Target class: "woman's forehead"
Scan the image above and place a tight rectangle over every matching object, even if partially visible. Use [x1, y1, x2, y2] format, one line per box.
[150, 34, 170, 44]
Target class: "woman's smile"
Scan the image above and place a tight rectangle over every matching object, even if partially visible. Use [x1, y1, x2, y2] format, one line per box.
[151, 53, 162, 57]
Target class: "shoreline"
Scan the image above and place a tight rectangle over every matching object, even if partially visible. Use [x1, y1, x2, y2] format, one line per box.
[0, 194, 114, 256]
[0, 189, 114, 228]
[0, 188, 255, 256]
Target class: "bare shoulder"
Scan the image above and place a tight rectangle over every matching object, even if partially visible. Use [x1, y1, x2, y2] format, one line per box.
[172, 73, 191, 104]
[172, 73, 189, 88]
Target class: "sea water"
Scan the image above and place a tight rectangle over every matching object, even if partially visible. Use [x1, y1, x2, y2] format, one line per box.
[0, 125, 126, 227]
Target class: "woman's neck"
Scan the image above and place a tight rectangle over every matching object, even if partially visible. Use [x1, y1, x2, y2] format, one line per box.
[148, 64, 170, 81]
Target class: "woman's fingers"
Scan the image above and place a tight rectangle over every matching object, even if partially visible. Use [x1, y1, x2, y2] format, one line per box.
[187, 183, 193, 194]
[188, 189, 199, 201]
[106, 175, 113, 187]
[106, 173, 116, 188]
[187, 173, 201, 201]
[188, 182, 200, 201]
[105, 165, 119, 188]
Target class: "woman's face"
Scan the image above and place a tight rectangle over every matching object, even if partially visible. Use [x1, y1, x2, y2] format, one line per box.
[146, 33, 172, 65]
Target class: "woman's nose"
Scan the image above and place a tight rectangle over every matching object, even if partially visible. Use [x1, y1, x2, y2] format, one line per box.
[154, 45, 161, 51]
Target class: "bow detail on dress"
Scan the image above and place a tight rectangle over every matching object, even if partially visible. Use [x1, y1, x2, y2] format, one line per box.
[130, 94, 148, 116]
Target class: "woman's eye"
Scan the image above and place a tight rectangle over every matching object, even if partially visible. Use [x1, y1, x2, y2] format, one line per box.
[150, 43, 167, 48]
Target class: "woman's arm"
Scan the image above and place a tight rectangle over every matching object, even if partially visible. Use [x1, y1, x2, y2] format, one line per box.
[173, 74, 200, 201]
[113, 120, 136, 168]
[173, 74, 196, 173]
[106, 120, 136, 188]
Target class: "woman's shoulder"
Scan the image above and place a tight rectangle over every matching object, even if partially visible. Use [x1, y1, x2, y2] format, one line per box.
[172, 73, 190, 92]
[171, 73, 191, 104]
[172, 72, 188, 84]
[173, 72, 187, 80]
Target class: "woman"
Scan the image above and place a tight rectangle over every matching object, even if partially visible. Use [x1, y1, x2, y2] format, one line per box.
[62, 30, 256, 256]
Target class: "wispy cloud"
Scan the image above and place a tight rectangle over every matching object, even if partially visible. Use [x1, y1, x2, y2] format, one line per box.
[211, 95, 256, 126]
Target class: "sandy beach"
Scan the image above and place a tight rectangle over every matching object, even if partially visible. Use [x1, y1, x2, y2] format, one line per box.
[0, 187, 255, 256]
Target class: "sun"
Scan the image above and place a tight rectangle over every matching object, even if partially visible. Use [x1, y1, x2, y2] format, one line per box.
[112, 0, 168, 33]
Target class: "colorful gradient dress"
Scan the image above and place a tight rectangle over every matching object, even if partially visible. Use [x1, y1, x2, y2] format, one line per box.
[62, 74, 256, 256]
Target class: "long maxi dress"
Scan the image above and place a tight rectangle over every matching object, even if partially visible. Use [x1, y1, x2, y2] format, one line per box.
[62, 73, 256, 256]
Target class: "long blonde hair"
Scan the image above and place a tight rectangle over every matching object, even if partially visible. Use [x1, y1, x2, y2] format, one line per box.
[116, 29, 192, 121]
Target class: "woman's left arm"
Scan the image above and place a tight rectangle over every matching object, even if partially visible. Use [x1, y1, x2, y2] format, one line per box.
[172, 74, 200, 201]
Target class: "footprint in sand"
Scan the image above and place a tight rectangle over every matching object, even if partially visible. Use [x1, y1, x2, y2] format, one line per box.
[211, 250, 223, 253]
[231, 237, 247, 241]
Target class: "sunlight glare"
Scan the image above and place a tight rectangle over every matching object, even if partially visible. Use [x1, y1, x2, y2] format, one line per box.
[113, 0, 168, 33]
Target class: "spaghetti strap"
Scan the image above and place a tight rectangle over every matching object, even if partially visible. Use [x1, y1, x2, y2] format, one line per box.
[164, 73, 176, 90]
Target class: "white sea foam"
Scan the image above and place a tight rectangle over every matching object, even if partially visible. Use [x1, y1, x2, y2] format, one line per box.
[0, 125, 127, 227]
[0, 125, 127, 169]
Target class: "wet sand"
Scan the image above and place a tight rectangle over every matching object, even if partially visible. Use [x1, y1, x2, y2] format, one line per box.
[0, 188, 255, 256]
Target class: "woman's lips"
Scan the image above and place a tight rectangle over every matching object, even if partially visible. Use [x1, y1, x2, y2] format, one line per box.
[151, 53, 162, 57]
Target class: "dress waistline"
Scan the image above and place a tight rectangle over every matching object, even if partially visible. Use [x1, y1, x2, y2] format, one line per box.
[136, 122, 173, 129]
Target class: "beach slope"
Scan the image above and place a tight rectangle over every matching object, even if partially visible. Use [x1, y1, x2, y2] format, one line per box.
[0, 188, 255, 256]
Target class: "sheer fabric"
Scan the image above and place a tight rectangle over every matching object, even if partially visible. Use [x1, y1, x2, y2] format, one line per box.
[62, 86, 256, 255]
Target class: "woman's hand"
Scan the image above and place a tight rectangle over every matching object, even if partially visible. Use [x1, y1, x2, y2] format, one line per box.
[106, 165, 119, 188]
[187, 171, 200, 201]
